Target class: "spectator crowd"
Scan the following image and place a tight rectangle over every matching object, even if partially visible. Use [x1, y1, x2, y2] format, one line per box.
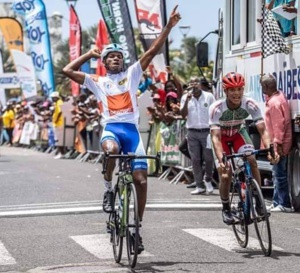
[1, 63, 300, 209]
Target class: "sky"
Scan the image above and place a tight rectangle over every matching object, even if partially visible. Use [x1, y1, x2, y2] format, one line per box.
[0, 0, 225, 59]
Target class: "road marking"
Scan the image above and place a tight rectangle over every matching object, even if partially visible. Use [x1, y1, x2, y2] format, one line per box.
[0, 203, 222, 218]
[0, 241, 16, 265]
[183, 228, 283, 252]
[70, 234, 152, 259]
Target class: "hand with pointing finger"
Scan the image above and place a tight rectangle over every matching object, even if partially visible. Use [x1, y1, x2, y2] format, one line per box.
[167, 5, 181, 28]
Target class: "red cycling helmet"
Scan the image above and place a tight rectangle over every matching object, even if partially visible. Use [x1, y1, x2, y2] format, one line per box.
[222, 72, 245, 89]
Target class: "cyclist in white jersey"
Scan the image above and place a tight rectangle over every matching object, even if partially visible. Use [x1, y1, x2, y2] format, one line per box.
[209, 72, 276, 225]
[62, 6, 181, 252]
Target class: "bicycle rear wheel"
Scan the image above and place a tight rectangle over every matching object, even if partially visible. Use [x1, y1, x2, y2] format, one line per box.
[111, 183, 124, 263]
[230, 181, 249, 248]
[249, 178, 272, 256]
[126, 182, 139, 268]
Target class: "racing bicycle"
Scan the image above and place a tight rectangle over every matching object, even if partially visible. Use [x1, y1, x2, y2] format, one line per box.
[102, 152, 160, 268]
[223, 144, 275, 256]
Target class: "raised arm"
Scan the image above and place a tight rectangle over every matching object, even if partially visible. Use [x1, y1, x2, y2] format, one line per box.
[62, 48, 102, 85]
[140, 5, 181, 71]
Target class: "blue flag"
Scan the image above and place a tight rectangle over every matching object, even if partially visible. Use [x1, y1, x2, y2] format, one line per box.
[13, 0, 55, 96]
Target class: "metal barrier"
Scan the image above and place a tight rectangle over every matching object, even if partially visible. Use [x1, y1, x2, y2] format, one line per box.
[80, 122, 103, 163]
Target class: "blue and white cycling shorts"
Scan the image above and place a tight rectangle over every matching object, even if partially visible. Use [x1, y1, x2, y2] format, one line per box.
[100, 123, 147, 171]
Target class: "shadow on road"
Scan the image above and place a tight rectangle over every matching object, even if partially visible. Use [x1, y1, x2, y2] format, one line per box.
[238, 250, 300, 260]
[130, 261, 244, 273]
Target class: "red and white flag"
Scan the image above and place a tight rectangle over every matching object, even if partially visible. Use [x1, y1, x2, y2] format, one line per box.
[69, 4, 82, 96]
[96, 19, 109, 76]
[134, 0, 169, 83]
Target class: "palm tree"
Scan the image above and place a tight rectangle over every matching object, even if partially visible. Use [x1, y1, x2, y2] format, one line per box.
[53, 24, 98, 96]
[169, 36, 214, 83]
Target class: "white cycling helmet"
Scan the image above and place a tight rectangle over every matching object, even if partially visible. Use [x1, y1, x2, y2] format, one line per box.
[101, 43, 125, 62]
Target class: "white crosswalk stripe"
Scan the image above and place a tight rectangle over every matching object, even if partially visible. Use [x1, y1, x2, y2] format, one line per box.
[70, 234, 152, 260]
[0, 241, 16, 265]
[183, 228, 283, 252]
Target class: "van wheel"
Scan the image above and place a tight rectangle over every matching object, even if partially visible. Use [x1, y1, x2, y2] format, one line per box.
[289, 148, 300, 211]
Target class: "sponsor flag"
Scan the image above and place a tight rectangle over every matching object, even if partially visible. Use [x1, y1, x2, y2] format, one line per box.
[261, 7, 291, 58]
[96, 19, 109, 76]
[134, 0, 168, 82]
[0, 17, 24, 51]
[10, 49, 37, 98]
[69, 4, 82, 96]
[12, 0, 55, 96]
[97, 0, 137, 69]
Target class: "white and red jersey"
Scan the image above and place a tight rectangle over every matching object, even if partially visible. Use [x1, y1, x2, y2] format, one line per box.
[209, 96, 264, 137]
[83, 61, 143, 127]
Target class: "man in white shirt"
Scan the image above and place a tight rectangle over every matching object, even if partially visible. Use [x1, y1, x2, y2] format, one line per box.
[63, 6, 181, 253]
[180, 77, 216, 195]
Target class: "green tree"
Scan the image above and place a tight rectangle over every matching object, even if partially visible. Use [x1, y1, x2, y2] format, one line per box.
[169, 36, 214, 83]
[54, 24, 98, 96]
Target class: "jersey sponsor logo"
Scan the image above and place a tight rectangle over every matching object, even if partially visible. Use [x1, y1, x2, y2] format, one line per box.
[118, 77, 127, 86]
[107, 91, 133, 116]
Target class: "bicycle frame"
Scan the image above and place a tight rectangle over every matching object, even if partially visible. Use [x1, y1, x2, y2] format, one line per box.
[225, 145, 274, 256]
[102, 152, 161, 267]
[116, 173, 131, 237]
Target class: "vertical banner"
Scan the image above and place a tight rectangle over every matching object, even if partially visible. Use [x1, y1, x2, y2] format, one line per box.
[10, 49, 37, 98]
[160, 121, 181, 165]
[12, 0, 55, 96]
[96, 19, 109, 76]
[134, 0, 168, 82]
[0, 17, 24, 51]
[97, 0, 137, 69]
[69, 4, 82, 96]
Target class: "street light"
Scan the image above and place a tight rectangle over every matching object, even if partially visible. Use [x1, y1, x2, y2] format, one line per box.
[179, 25, 191, 74]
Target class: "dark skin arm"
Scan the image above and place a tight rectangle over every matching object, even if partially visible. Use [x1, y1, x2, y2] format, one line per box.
[62, 6, 180, 82]
[62, 49, 100, 85]
[166, 66, 183, 99]
[180, 92, 192, 119]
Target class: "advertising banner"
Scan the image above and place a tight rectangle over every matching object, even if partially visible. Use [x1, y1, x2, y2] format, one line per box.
[0, 17, 24, 51]
[12, 0, 55, 96]
[134, 0, 168, 82]
[160, 121, 181, 165]
[10, 49, 37, 99]
[69, 4, 81, 96]
[96, 19, 109, 76]
[97, 0, 137, 69]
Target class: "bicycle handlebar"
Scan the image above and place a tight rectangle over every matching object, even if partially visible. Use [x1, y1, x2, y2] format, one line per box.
[102, 152, 161, 175]
[222, 144, 275, 164]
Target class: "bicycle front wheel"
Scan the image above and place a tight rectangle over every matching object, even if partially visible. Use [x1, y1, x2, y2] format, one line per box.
[230, 181, 249, 248]
[126, 182, 139, 268]
[111, 183, 124, 263]
[249, 179, 272, 256]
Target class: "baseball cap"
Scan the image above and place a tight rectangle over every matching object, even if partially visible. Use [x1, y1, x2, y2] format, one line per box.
[50, 91, 60, 98]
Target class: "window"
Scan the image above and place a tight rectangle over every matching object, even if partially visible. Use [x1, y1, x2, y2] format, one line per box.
[232, 0, 241, 45]
[247, 0, 256, 42]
